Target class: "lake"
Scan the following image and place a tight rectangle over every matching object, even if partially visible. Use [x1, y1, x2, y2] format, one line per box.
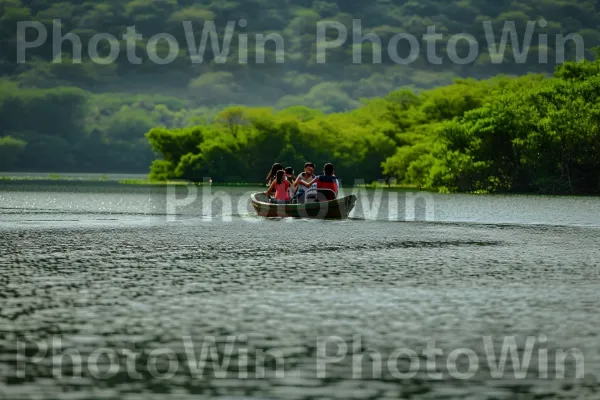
[1, 180, 599, 399]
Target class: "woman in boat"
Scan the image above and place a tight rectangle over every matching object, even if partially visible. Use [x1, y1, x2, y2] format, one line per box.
[297, 162, 338, 198]
[293, 162, 317, 203]
[265, 169, 291, 204]
[265, 163, 283, 187]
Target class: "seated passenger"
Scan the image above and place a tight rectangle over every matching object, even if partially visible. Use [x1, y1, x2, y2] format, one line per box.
[265, 163, 283, 187]
[293, 162, 317, 203]
[298, 163, 338, 199]
[285, 167, 296, 200]
[265, 170, 291, 204]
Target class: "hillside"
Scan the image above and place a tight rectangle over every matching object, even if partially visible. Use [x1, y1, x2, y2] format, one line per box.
[0, 0, 597, 174]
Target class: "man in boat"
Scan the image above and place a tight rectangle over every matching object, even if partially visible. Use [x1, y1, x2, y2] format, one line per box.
[297, 162, 338, 200]
[292, 162, 317, 203]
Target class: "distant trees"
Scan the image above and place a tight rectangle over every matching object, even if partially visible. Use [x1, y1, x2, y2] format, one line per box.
[0, 136, 27, 170]
[3, 0, 595, 94]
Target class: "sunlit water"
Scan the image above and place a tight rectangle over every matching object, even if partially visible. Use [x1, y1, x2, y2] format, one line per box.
[1, 181, 599, 399]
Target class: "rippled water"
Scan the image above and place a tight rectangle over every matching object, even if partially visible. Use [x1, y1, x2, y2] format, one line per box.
[1, 181, 599, 399]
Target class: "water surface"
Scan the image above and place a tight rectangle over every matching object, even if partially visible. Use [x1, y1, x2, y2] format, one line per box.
[0, 181, 599, 399]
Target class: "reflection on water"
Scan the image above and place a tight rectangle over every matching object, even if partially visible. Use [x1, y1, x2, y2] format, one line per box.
[0, 181, 599, 399]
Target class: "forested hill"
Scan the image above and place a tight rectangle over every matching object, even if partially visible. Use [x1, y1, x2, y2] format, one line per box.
[0, 0, 598, 175]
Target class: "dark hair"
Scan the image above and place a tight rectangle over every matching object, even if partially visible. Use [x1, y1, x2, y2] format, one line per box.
[323, 163, 334, 176]
[304, 162, 315, 169]
[285, 167, 294, 175]
[266, 163, 283, 182]
[276, 169, 285, 184]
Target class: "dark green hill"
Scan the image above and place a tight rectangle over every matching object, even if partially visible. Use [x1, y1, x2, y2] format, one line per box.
[0, 0, 597, 174]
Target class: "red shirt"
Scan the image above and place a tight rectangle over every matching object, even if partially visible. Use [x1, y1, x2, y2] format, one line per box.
[316, 176, 338, 193]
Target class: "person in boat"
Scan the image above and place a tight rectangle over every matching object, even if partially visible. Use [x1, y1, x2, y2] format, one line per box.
[265, 163, 283, 188]
[293, 162, 317, 203]
[284, 167, 295, 182]
[265, 169, 291, 204]
[297, 162, 338, 199]
[284, 167, 296, 200]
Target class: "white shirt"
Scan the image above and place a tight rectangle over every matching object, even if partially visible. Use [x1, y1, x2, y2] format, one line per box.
[297, 173, 317, 195]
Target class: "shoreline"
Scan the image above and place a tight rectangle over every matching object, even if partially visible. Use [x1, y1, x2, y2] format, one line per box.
[0, 175, 257, 187]
[0, 175, 421, 190]
[1, 175, 597, 196]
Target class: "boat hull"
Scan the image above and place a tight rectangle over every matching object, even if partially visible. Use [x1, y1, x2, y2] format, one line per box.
[250, 193, 356, 219]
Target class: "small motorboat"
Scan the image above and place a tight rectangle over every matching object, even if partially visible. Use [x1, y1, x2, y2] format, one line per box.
[250, 190, 356, 219]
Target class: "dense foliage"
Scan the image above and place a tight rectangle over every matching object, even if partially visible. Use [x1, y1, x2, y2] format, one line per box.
[383, 60, 600, 194]
[149, 59, 600, 194]
[0, 0, 597, 184]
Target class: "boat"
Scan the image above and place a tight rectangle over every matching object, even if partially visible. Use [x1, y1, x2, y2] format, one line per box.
[250, 191, 356, 219]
